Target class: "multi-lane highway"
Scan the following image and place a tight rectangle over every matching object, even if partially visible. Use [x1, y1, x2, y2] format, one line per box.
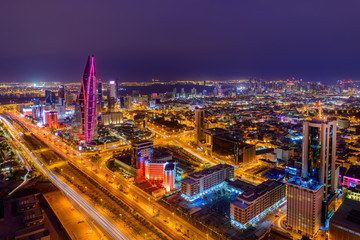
[0, 114, 130, 240]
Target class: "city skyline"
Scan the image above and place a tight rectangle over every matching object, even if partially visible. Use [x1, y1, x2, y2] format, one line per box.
[1, 2, 360, 240]
[1, 1, 360, 83]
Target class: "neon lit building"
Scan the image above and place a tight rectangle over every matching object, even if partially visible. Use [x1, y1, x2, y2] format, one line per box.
[131, 141, 176, 191]
[144, 156, 177, 192]
[181, 164, 234, 201]
[343, 165, 360, 188]
[44, 111, 58, 128]
[22, 108, 33, 116]
[78, 55, 97, 143]
[32, 105, 45, 120]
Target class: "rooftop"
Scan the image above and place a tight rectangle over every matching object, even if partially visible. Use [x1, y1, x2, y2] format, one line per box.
[182, 178, 196, 184]
[132, 140, 153, 147]
[330, 198, 360, 232]
[227, 179, 256, 193]
[287, 176, 322, 191]
[306, 118, 337, 124]
[164, 162, 175, 171]
[188, 164, 233, 179]
[231, 199, 249, 209]
[235, 180, 285, 205]
[213, 134, 242, 144]
[153, 149, 172, 160]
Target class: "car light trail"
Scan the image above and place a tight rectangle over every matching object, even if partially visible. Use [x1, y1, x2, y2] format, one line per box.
[0, 115, 130, 240]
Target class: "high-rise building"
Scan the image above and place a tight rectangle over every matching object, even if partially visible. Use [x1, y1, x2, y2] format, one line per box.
[287, 118, 338, 237]
[32, 105, 45, 120]
[109, 80, 117, 99]
[115, 76, 119, 98]
[45, 90, 55, 105]
[131, 141, 153, 179]
[191, 88, 197, 96]
[124, 96, 132, 110]
[58, 85, 65, 106]
[96, 79, 103, 114]
[172, 88, 177, 99]
[44, 111, 58, 128]
[287, 176, 323, 237]
[78, 55, 97, 143]
[108, 80, 117, 112]
[194, 107, 206, 142]
[302, 119, 337, 200]
[180, 88, 185, 98]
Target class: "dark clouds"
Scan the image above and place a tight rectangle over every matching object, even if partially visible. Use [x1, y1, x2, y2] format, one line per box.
[1, 0, 360, 83]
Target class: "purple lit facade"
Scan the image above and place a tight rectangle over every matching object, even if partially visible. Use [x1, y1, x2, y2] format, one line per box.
[78, 56, 97, 143]
[341, 165, 360, 188]
[343, 175, 360, 188]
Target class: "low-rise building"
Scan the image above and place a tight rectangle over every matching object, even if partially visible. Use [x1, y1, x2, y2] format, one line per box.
[102, 112, 123, 126]
[230, 180, 286, 229]
[144, 150, 177, 192]
[329, 198, 360, 240]
[274, 147, 294, 161]
[181, 164, 234, 201]
[337, 118, 351, 129]
[343, 165, 360, 188]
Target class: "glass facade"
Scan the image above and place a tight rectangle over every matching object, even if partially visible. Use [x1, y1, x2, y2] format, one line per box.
[327, 125, 333, 198]
[308, 126, 322, 182]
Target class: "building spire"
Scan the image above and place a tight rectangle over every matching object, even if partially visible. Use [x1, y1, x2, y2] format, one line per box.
[315, 100, 323, 119]
[83, 55, 91, 75]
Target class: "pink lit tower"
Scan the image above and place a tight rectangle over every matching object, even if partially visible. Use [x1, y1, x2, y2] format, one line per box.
[78, 55, 97, 143]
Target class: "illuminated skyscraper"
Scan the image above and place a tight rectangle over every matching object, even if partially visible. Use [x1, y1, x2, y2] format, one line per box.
[78, 55, 97, 143]
[45, 90, 55, 105]
[96, 78, 103, 114]
[109, 80, 117, 98]
[194, 107, 205, 142]
[302, 119, 337, 200]
[58, 85, 65, 106]
[287, 118, 338, 236]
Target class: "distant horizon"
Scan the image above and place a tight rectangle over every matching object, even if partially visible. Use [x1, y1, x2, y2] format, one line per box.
[0, 75, 353, 86]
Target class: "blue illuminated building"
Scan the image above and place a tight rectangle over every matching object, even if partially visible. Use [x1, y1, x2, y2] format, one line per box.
[230, 180, 286, 230]
[181, 164, 234, 201]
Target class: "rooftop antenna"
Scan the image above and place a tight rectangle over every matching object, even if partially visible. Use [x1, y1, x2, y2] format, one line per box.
[315, 100, 323, 119]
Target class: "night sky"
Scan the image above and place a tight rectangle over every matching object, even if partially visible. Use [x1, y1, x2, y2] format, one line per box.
[1, 0, 360, 84]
